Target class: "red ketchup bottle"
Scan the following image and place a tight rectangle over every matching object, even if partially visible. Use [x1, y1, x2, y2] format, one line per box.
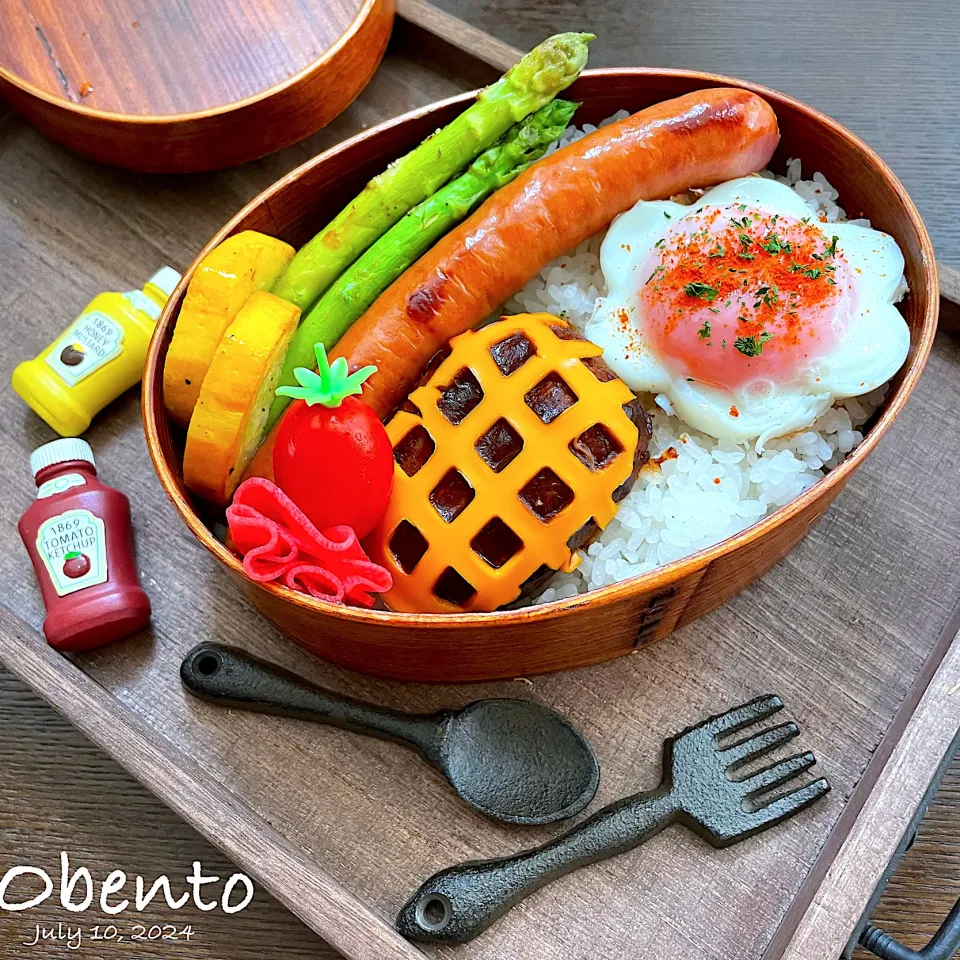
[18, 438, 151, 651]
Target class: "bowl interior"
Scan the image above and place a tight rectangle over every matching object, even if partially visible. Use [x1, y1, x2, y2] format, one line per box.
[144, 69, 937, 625]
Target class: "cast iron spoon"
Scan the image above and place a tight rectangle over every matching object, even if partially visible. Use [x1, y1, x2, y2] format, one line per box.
[396, 694, 831, 944]
[180, 642, 599, 826]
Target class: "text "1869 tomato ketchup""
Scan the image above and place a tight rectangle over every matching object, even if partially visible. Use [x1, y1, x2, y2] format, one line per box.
[18, 438, 151, 651]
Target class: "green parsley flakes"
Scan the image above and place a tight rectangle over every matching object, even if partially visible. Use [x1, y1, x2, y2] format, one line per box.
[734, 331, 774, 356]
[683, 282, 719, 301]
[759, 233, 785, 255]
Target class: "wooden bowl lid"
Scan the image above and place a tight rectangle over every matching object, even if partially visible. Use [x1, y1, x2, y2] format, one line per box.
[0, 0, 394, 172]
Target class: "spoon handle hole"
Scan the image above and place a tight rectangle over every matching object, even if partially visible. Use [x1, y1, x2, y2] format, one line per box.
[416, 893, 453, 932]
[193, 652, 221, 677]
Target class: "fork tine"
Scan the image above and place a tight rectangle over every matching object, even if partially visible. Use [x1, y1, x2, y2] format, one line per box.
[749, 778, 831, 828]
[720, 722, 800, 770]
[708, 695, 784, 738]
[738, 752, 817, 799]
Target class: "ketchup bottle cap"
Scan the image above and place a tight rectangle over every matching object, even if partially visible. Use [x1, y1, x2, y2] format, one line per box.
[30, 438, 95, 477]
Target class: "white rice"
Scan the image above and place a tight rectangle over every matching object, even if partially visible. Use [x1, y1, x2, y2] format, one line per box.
[507, 131, 899, 604]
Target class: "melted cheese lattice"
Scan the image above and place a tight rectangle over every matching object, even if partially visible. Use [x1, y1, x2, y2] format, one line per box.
[369, 313, 641, 613]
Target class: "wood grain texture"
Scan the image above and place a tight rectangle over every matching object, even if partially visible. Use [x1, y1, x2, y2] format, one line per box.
[1, 25, 960, 960]
[940, 265, 960, 308]
[143, 70, 939, 684]
[853, 755, 960, 959]
[420, 0, 960, 276]
[0, 605, 422, 960]
[2, 662, 956, 960]
[779, 622, 960, 960]
[396, 0, 521, 72]
[0, 0, 395, 171]
[0, 667, 337, 960]
[2, 0, 359, 111]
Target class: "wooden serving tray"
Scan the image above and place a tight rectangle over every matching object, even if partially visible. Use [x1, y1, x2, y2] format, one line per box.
[1, 19, 959, 960]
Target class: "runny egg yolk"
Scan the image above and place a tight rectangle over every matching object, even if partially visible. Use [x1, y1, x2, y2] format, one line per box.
[635, 207, 853, 391]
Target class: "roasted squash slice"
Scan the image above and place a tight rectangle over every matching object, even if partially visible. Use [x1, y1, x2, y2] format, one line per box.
[163, 231, 294, 426]
[183, 291, 300, 506]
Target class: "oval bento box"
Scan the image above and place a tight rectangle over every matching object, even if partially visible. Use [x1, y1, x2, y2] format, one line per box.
[143, 69, 939, 683]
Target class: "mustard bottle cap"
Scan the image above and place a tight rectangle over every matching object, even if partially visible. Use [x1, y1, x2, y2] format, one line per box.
[148, 267, 181, 299]
[30, 438, 95, 477]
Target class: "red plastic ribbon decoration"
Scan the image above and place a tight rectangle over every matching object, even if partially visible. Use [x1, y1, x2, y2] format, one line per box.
[226, 478, 392, 607]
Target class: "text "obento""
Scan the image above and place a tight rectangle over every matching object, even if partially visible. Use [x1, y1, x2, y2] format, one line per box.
[0, 853, 255, 914]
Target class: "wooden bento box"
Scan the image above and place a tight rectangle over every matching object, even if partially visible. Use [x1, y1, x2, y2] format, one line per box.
[142, 69, 939, 684]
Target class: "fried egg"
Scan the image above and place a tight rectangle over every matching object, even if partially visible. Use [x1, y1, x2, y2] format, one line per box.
[584, 177, 909, 447]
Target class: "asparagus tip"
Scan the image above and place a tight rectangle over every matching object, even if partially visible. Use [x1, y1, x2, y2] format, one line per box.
[506, 31, 594, 99]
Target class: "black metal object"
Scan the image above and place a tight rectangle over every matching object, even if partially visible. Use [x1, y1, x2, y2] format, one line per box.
[180, 642, 599, 826]
[396, 694, 830, 944]
[852, 727, 960, 960]
[859, 899, 960, 960]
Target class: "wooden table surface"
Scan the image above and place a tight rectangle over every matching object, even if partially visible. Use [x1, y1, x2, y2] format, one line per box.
[1, 9, 959, 960]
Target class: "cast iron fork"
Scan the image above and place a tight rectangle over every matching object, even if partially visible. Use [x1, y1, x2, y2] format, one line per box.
[396, 694, 831, 944]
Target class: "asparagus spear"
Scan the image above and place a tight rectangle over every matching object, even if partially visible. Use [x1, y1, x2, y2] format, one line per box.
[270, 33, 593, 313]
[267, 99, 579, 429]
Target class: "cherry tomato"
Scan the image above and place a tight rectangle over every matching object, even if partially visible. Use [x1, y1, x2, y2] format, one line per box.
[273, 395, 393, 539]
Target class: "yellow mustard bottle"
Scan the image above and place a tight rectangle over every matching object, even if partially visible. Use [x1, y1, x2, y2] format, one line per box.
[12, 267, 181, 437]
